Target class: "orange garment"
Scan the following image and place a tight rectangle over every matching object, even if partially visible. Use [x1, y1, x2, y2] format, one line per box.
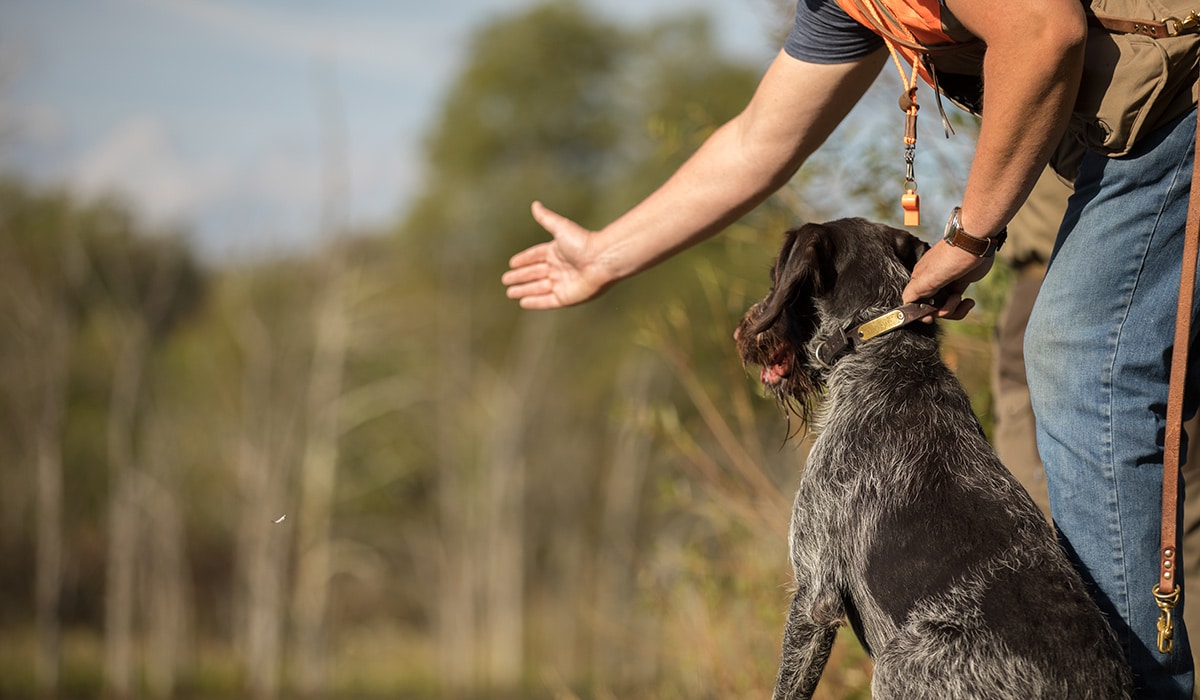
[833, 0, 977, 87]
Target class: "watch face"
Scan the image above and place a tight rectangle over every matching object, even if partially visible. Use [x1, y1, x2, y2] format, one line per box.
[943, 207, 963, 242]
[942, 207, 991, 257]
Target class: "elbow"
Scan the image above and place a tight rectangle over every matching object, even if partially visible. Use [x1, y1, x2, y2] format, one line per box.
[730, 114, 811, 188]
[1054, 16, 1088, 62]
[982, 2, 1087, 86]
[1048, 16, 1088, 85]
[986, 0, 1087, 61]
[1035, 2, 1088, 60]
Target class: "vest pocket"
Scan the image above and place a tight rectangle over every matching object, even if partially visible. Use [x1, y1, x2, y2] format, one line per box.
[1054, 19, 1198, 180]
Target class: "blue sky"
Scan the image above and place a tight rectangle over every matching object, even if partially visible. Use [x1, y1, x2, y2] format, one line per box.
[0, 0, 784, 260]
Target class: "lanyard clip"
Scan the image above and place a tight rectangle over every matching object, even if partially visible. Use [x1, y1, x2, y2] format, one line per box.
[901, 138, 919, 226]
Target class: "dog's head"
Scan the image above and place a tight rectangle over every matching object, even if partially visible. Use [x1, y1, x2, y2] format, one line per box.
[734, 218, 929, 419]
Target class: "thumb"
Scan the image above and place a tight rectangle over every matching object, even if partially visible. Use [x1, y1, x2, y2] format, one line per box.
[531, 200, 558, 233]
[531, 200, 584, 240]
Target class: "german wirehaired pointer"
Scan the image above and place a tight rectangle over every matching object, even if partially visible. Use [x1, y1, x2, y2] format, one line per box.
[735, 219, 1132, 699]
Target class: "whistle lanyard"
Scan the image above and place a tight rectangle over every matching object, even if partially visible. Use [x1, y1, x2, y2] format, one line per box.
[861, 0, 924, 226]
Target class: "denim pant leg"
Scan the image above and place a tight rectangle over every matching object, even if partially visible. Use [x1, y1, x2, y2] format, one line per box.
[1026, 109, 1199, 699]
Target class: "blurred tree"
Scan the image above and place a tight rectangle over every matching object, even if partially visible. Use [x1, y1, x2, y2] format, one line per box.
[400, 2, 631, 686]
[391, 0, 780, 694]
[289, 57, 352, 697]
[0, 180, 205, 698]
[223, 265, 313, 700]
[0, 179, 88, 697]
[0, 2, 994, 698]
[82, 207, 204, 699]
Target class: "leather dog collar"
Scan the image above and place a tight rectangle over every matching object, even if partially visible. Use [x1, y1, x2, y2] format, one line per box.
[815, 300, 938, 367]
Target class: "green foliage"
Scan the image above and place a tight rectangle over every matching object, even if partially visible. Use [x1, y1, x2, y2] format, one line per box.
[0, 176, 207, 580]
[0, 2, 1006, 698]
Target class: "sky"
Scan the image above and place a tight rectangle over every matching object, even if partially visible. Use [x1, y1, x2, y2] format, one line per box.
[0, 0, 784, 260]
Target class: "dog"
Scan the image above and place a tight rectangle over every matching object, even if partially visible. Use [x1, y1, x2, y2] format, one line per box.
[734, 219, 1132, 699]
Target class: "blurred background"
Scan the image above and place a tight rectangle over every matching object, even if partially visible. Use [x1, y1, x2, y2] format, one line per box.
[0, 0, 993, 697]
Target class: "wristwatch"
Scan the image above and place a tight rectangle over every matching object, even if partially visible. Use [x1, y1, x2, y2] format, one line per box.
[943, 207, 1007, 258]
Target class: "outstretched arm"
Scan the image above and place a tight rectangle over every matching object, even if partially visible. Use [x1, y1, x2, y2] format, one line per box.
[502, 48, 887, 310]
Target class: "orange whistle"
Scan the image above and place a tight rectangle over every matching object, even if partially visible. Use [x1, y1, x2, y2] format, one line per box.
[901, 190, 920, 227]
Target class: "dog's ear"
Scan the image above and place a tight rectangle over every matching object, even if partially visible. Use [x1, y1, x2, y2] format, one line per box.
[751, 223, 832, 335]
[890, 228, 930, 271]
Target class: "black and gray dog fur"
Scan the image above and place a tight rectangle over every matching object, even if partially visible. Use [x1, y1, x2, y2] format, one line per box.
[735, 219, 1132, 699]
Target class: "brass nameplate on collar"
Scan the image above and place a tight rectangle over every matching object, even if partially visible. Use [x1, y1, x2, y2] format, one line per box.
[856, 310, 907, 341]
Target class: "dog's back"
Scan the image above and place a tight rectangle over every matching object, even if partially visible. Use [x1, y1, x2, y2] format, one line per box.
[811, 327, 1129, 698]
[736, 219, 1131, 699]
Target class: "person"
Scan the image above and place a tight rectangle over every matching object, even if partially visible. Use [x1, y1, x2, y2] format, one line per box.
[996, 169, 1200, 699]
[502, 0, 1199, 695]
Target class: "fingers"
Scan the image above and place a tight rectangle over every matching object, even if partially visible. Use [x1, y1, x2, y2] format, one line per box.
[502, 207, 569, 308]
[503, 273, 561, 309]
[515, 291, 564, 310]
[503, 201, 601, 310]
[941, 297, 976, 320]
[902, 240, 989, 321]
[901, 270, 937, 305]
[506, 241, 550, 272]
[933, 294, 976, 320]
[501, 260, 547, 286]
[902, 241, 988, 316]
[504, 204, 566, 272]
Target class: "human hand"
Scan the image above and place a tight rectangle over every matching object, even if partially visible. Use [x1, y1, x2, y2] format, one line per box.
[502, 201, 611, 309]
[902, 239, 993, 320]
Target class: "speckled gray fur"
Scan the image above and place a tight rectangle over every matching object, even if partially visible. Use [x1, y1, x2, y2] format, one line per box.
[735, 219, 1131, 700]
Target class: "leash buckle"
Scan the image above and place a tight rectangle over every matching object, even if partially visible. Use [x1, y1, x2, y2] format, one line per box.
[1154, 584, 1181, 653]
[1166, 12, 1200, 35]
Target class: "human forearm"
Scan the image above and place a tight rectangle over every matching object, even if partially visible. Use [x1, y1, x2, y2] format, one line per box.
[902, 0, 1085, 312]
[586, 51, 887, 286]
[590, 120, 800, 282]
[951, 0, 1086, 237]
[504, 51, 884, 310]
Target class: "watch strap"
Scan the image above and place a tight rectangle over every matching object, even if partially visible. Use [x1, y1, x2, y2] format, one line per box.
[943, 207, 1007, 258]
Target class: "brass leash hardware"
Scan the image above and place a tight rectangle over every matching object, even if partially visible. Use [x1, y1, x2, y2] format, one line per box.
[1166, 11, 1200, 35]
[1154, 583, 1181, 653]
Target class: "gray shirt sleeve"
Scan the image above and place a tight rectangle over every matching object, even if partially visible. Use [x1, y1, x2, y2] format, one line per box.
[783, 0, 884, 64]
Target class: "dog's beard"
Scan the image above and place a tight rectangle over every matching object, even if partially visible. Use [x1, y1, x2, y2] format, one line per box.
[736, 322, 821, 425]
[759, 344, 792, 386]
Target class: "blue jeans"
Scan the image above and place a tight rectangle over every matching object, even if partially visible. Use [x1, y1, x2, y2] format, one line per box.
[1026, 109, 1199, 698]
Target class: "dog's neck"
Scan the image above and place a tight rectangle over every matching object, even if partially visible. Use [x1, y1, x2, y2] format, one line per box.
[814, 300, 938, 367]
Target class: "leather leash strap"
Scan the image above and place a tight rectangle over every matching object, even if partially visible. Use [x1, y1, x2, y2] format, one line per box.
[1089, 11, 1200, 38]
[1155, 103, 1200, 654]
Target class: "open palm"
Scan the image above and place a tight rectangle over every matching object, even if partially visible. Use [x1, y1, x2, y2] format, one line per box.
[502, 201, 609, 309]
